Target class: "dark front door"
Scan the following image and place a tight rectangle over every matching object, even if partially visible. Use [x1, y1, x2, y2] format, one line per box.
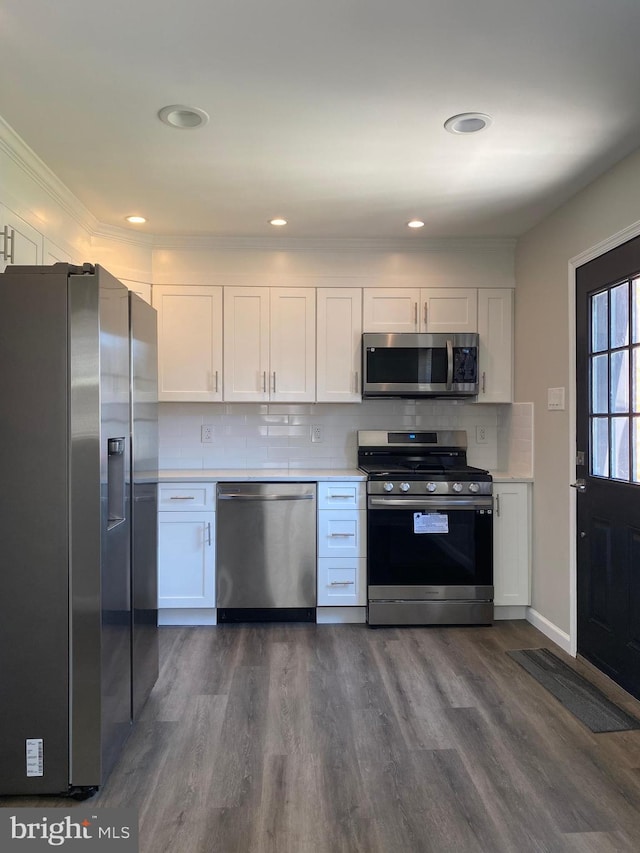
[576, 235, 640, 699]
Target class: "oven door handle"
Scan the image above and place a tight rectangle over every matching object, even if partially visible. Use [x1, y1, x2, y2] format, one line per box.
[368, 496, 493, 510]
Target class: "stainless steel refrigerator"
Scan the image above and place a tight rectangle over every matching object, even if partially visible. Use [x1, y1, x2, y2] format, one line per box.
[0, 262, 158, 798]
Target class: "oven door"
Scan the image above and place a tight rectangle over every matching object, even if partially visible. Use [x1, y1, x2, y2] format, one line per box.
[367, 496, 493, 600]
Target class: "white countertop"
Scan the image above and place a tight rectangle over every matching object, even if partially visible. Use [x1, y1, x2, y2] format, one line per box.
[489, 471, 534, 483]
[158, 468, 366, 482]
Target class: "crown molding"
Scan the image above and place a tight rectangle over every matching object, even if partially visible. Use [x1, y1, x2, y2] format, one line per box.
[0, 115, 98, 233]
[92, 222, 155, 248]
[149, 234, 517, 253]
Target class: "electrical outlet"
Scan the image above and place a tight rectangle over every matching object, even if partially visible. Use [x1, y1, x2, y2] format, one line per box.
[201, 424, 214, 443]
[476, 425, 488, 445]
[311, 424, 323, 443]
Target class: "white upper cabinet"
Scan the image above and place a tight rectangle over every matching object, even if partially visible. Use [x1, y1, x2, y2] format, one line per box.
[270, 288, 316, 402]
[477, 288, 513, 403]
[154, 285, 223, 402]
[120, 278, 152, 305]
[363, 288, 477, 333]
[223, 287, 315, 402]
[43, 238, 74, 265]
[316, 288, 362, 403]
[223, 287, 270, 401]
[0, 205, 42, 271]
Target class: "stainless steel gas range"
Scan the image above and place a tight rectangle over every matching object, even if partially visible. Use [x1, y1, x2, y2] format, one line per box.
[358, 430, 493, 626]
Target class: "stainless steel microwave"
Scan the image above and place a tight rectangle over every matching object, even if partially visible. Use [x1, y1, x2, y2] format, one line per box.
[362, 332, 479, 398]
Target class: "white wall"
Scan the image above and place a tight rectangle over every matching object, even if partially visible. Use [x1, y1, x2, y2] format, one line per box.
[515, 145, 640, 635]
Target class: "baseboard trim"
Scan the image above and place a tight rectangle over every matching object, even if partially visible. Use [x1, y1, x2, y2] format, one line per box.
[494, 605, 528, 620]
[526, 607, 572, 655]
[316, 606, 367, 624]
[158, 608, 217, 626]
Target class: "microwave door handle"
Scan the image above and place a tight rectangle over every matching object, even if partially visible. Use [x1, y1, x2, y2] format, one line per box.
[446, 339, 453, 390]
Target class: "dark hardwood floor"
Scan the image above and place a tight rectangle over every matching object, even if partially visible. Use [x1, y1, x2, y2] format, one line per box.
[3, 620, 640, 852]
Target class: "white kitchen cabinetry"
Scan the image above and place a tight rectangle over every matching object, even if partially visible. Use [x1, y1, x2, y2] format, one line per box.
[0, 205, 42, 271]
[158, 483, 216, 615]
[223, 286, 315, 402]
[316, 288, 362, 402]
[493, 482, 531, 606]
[477, 289, 513, 403]
[317, 482, 366, 608]
[43, 238, 74, 265]
[363, 288, 477, 333]
[121, 278, 152, 305]
[154, 285, 223, 402]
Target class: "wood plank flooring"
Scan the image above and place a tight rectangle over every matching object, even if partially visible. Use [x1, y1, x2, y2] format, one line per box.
[3, 620, 640, 852]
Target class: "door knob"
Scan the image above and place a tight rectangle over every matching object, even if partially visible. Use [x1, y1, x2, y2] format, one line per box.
[570, 479, 586, 492]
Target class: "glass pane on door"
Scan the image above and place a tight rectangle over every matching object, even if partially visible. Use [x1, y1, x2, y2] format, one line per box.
[611, 282, 629, 348]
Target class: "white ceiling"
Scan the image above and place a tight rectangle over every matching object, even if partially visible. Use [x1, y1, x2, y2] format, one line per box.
[2, 0, 640, 240]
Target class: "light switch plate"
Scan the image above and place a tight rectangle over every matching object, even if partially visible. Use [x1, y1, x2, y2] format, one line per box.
[547, 387, 565, 410]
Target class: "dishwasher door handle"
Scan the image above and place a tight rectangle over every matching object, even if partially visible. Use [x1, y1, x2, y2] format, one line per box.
[217, 492, 315, 501]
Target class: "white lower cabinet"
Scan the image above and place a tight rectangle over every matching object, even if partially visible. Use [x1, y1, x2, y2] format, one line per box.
[493, 482, 531, 606]
[158, 483, 216, 617]
[317, 482, 366, 610]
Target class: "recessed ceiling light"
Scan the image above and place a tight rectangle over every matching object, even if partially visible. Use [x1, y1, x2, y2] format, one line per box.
[158, 104, 209, 129]
[444, 112, 492, 134]
[125, 215, 146, 224]
[269, 218, 287, 226]
[407, 219, 425, 228]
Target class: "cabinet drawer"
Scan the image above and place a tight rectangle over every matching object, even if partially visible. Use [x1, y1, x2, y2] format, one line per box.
[159, 482, 215, 511]
[317, 558, 366, 606]
[318, 510, 365, 558]
[317, 481, 365, 510]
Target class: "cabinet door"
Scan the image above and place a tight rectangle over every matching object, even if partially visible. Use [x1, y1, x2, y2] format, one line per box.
[154, 285, 223, 402]
[44, 238, 74, 265]
[316, 288, 362, 402]
[363, 288, 420, 332]
[421, 288, 478, 332]
[223, 286, 270, 401]
[477, 289, 513, 403]
[493, 483, 530, 606]
[270, 288, 316, 402]
[158, 511, 215, 608]
[0, 206, 42, 271]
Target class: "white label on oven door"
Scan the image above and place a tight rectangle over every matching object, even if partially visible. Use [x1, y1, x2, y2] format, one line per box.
[26, 738, 44, 777]
[414, 512, 448, 534]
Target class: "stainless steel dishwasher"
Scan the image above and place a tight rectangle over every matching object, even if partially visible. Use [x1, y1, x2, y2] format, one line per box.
[216, 482, 317, 622]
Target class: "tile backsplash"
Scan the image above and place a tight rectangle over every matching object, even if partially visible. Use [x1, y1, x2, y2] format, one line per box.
[159, 400, 533, 474]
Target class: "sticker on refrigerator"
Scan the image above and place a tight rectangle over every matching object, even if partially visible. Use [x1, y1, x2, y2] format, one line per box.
[413, 512, 448, 534]
[26, 738, 44, 777]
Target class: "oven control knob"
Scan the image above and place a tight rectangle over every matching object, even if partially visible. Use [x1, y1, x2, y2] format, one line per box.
[468, 482, 480, 493]
[383, 482, 394, 492]
[400, 482, 410, 492]
[452, 482, 463, 493]
[426, 482, 437, 493]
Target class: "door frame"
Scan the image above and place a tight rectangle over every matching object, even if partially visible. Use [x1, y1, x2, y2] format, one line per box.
[568, 218, 640, 657]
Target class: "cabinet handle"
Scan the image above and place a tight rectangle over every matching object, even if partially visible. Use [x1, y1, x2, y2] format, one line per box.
[413, 302, 418, 328]
[495, 494, 500, 517]
[329, 581, 355, 586]
[329, 532, 354, 538]
[424, 302, 428, 327]
[328, 494, 351, 500]
[207, 522, 212, 546]
[169, 495, 196, 500]
[273, 371, 276, 393]
[215, 370, 219, 393]
[482, 371, 486, 394]
[1, 226, 15, 263]
[355, 371, 359, 394]
[262, 371, 267, 393]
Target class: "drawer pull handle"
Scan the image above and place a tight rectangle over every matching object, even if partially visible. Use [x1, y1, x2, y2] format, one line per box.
[329, 581, 355, 586]
[328, 494, 351, 499]
[329, 532, 354, 538]
[169, 496, 196, 500]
